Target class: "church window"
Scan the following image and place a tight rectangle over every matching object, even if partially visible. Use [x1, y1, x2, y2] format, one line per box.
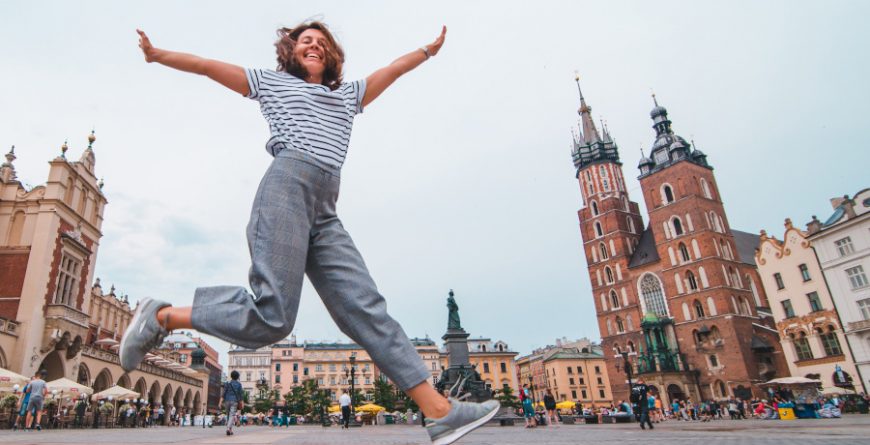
[709, 355, 719, 368]
[627, 216, 635, 234]
[585, 171, 594, 195]
[54, 252, 82, 307]
[662, 184, 675, 204]
[615, 317, 624, 333]
[591, 200, 599, 216]
[599, 243, 608, 260]
[594, 222, 603, 238]
[700, 178, 712, 199]
[610, 290, 620, 309]
[694, 300, 705, 318]
[600, 166, 610, 191]
[606, 319, 613, 335]
[687, 271, 699, 291]
[605, 267, 614, 284]
[679, 242, 691, 262]
[672, 217, 684, 236]
[622, 196, 629, 211]
[628, 341, 635, 352]
[639, 273, 668, 316]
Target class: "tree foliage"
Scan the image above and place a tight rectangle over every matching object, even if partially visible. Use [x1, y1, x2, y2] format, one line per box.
[494, 384, 520, 409]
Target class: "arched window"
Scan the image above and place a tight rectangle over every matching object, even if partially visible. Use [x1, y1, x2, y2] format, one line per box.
[673, 217, 684, 236]
[600, 166, 611, 191]
[594, 222, 603, 237]
[739, 297, 751, 316]
[694, 300, 706, 318]
[622, 196, 629, 211]
[639, 273, 668, 316]
[599, 243, 609, 260]
[679, 242, 691, 262]
[710, 212, 724, 233]
[662, 184, 675, 204]
[700, 178, 712, 199]
[687, 271, 699, 291]
[792, 332, 813, 361]
[591, 200, 599, 216]
[627, 216, 636, 234]
[819, 326, 843, 356]
[606, 319, 613, 335]
[616, 317, 624, 333]
[628, 341, 636, 353]
[692, 329, 701, 345]
[614, 344, 622, 354]
[585, 171, 594, 195]
[709, 354, 719, 367]
[605, 267, 614, 284]
[610, 290, 620, 309]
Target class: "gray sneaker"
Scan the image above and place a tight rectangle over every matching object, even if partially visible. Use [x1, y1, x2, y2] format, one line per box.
[425, 399, 500, 445]
[119, 297, 171, 372]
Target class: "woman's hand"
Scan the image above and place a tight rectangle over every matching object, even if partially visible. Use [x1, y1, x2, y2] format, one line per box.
[137, 29, 158, 63]
[424, 26, 447, 57]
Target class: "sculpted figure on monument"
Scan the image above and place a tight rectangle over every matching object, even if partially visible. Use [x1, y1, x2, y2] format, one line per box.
[447, 289, 461, 330]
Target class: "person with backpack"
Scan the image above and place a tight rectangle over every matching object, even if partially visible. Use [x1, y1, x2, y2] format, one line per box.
[220, 371, 244, 436]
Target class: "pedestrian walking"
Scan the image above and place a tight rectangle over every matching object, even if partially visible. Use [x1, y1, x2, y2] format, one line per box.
[633, 378, 653, 430]
[120, 20, 497, 445]
[339, 389, 352, 429]
[543, 389, 558, 426]
[520, 384, 536, 428]
[24, 369, 48, 431]
[220, 370, 244, 436]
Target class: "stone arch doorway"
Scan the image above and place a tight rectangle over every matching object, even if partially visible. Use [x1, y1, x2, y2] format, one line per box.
[77, 363, 91, 386]
[184, 389, 192, 412]
[193, 392, 202, 416]
[174, 387, 184, 411]
[93, 368, 113, 393]
[134, 378, 148, 401]
[117, 374, 131, 389]
[161, 384, 173, 409]
[648, 384, 660, 397]
[38, 350, 66, 381]
[149, 381, 161, 406]
[667, 383, 686, 404]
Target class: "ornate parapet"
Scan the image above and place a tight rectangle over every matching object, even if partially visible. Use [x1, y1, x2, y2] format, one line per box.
[42, 304, 89, 355]
[847, 319, 870, 333]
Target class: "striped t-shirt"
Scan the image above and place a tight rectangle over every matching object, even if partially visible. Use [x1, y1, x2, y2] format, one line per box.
[245, 68, 366, 168]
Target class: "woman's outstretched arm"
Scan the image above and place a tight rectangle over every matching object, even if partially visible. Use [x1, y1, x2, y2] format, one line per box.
[137, 29, 249, 96]
[362, 26, 446, 108]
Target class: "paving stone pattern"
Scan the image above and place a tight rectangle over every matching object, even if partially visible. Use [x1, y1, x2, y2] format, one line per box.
[1, 416, 868, 444]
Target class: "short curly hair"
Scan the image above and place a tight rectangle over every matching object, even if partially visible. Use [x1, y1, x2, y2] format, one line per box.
[275, 21, 344, 91]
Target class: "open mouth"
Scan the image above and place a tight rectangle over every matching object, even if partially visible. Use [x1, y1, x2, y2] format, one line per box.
[304, 52, 322, 61]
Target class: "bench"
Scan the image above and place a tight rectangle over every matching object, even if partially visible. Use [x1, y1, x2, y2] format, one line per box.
[494, 417, 516, 426]
[583, 415, 599, 424]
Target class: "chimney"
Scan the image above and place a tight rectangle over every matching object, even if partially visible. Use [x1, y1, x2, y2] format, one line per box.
[806, 215, 822, 235]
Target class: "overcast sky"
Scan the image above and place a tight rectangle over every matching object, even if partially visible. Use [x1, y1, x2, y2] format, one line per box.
[3, 1, 868, 370]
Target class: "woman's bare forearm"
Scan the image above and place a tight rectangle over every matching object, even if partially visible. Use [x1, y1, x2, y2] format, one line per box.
[149, 48, 211, 75]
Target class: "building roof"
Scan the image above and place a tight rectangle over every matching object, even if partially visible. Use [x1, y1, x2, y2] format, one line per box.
[628, 226, 660, 268]
[542, 346, 604, 362]
[732, 229, 761, 266]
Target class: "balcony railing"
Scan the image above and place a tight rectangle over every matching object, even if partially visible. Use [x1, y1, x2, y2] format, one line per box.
[0, 316, 21, 336]
[82, 345, 203, 387]
[45, 304, 90, 329]
[847, 319, 870, 333]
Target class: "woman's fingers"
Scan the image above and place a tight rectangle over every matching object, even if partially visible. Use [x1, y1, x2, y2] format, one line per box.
[428, 26, 447, 56]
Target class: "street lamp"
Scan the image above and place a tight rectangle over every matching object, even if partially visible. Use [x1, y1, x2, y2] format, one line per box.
[527, 376, 536, 409]
[616, 351, 634, 399]
[345, 355, 357, 425]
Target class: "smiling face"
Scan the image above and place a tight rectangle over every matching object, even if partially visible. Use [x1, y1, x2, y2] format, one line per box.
[293, 28, 328, 83]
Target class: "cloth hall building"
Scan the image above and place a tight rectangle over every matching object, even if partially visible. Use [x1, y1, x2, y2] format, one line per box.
[569, 80, 789, 404]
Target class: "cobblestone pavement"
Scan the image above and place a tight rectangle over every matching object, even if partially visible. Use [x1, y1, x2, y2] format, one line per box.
[1, 416, 868, 444]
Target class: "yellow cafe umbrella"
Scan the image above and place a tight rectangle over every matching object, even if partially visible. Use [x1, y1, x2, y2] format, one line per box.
[356, 403, 385, 413]
[328, 404, 341, 413]
[556, 400, 576, 410]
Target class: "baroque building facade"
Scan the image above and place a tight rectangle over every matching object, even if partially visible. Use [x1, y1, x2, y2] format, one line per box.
[0, 136, 210, 417]
[756, 218, 863, 393]
[515, 338, 612, 407]
[569, 81, 788, 404]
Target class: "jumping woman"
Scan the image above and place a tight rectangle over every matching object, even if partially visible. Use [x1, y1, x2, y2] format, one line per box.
[120, 21, 499, 444]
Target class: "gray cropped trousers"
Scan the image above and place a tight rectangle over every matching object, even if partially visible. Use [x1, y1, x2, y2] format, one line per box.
[191, 149, 430, 391]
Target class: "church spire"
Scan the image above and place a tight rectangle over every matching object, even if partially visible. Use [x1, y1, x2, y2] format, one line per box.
[570, 75, 620, 175]
[575, 74, 600, 144]
[0, 145, 17, 182]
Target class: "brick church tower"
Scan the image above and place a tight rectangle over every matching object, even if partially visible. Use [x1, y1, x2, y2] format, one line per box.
[571, 81, 788, 404]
